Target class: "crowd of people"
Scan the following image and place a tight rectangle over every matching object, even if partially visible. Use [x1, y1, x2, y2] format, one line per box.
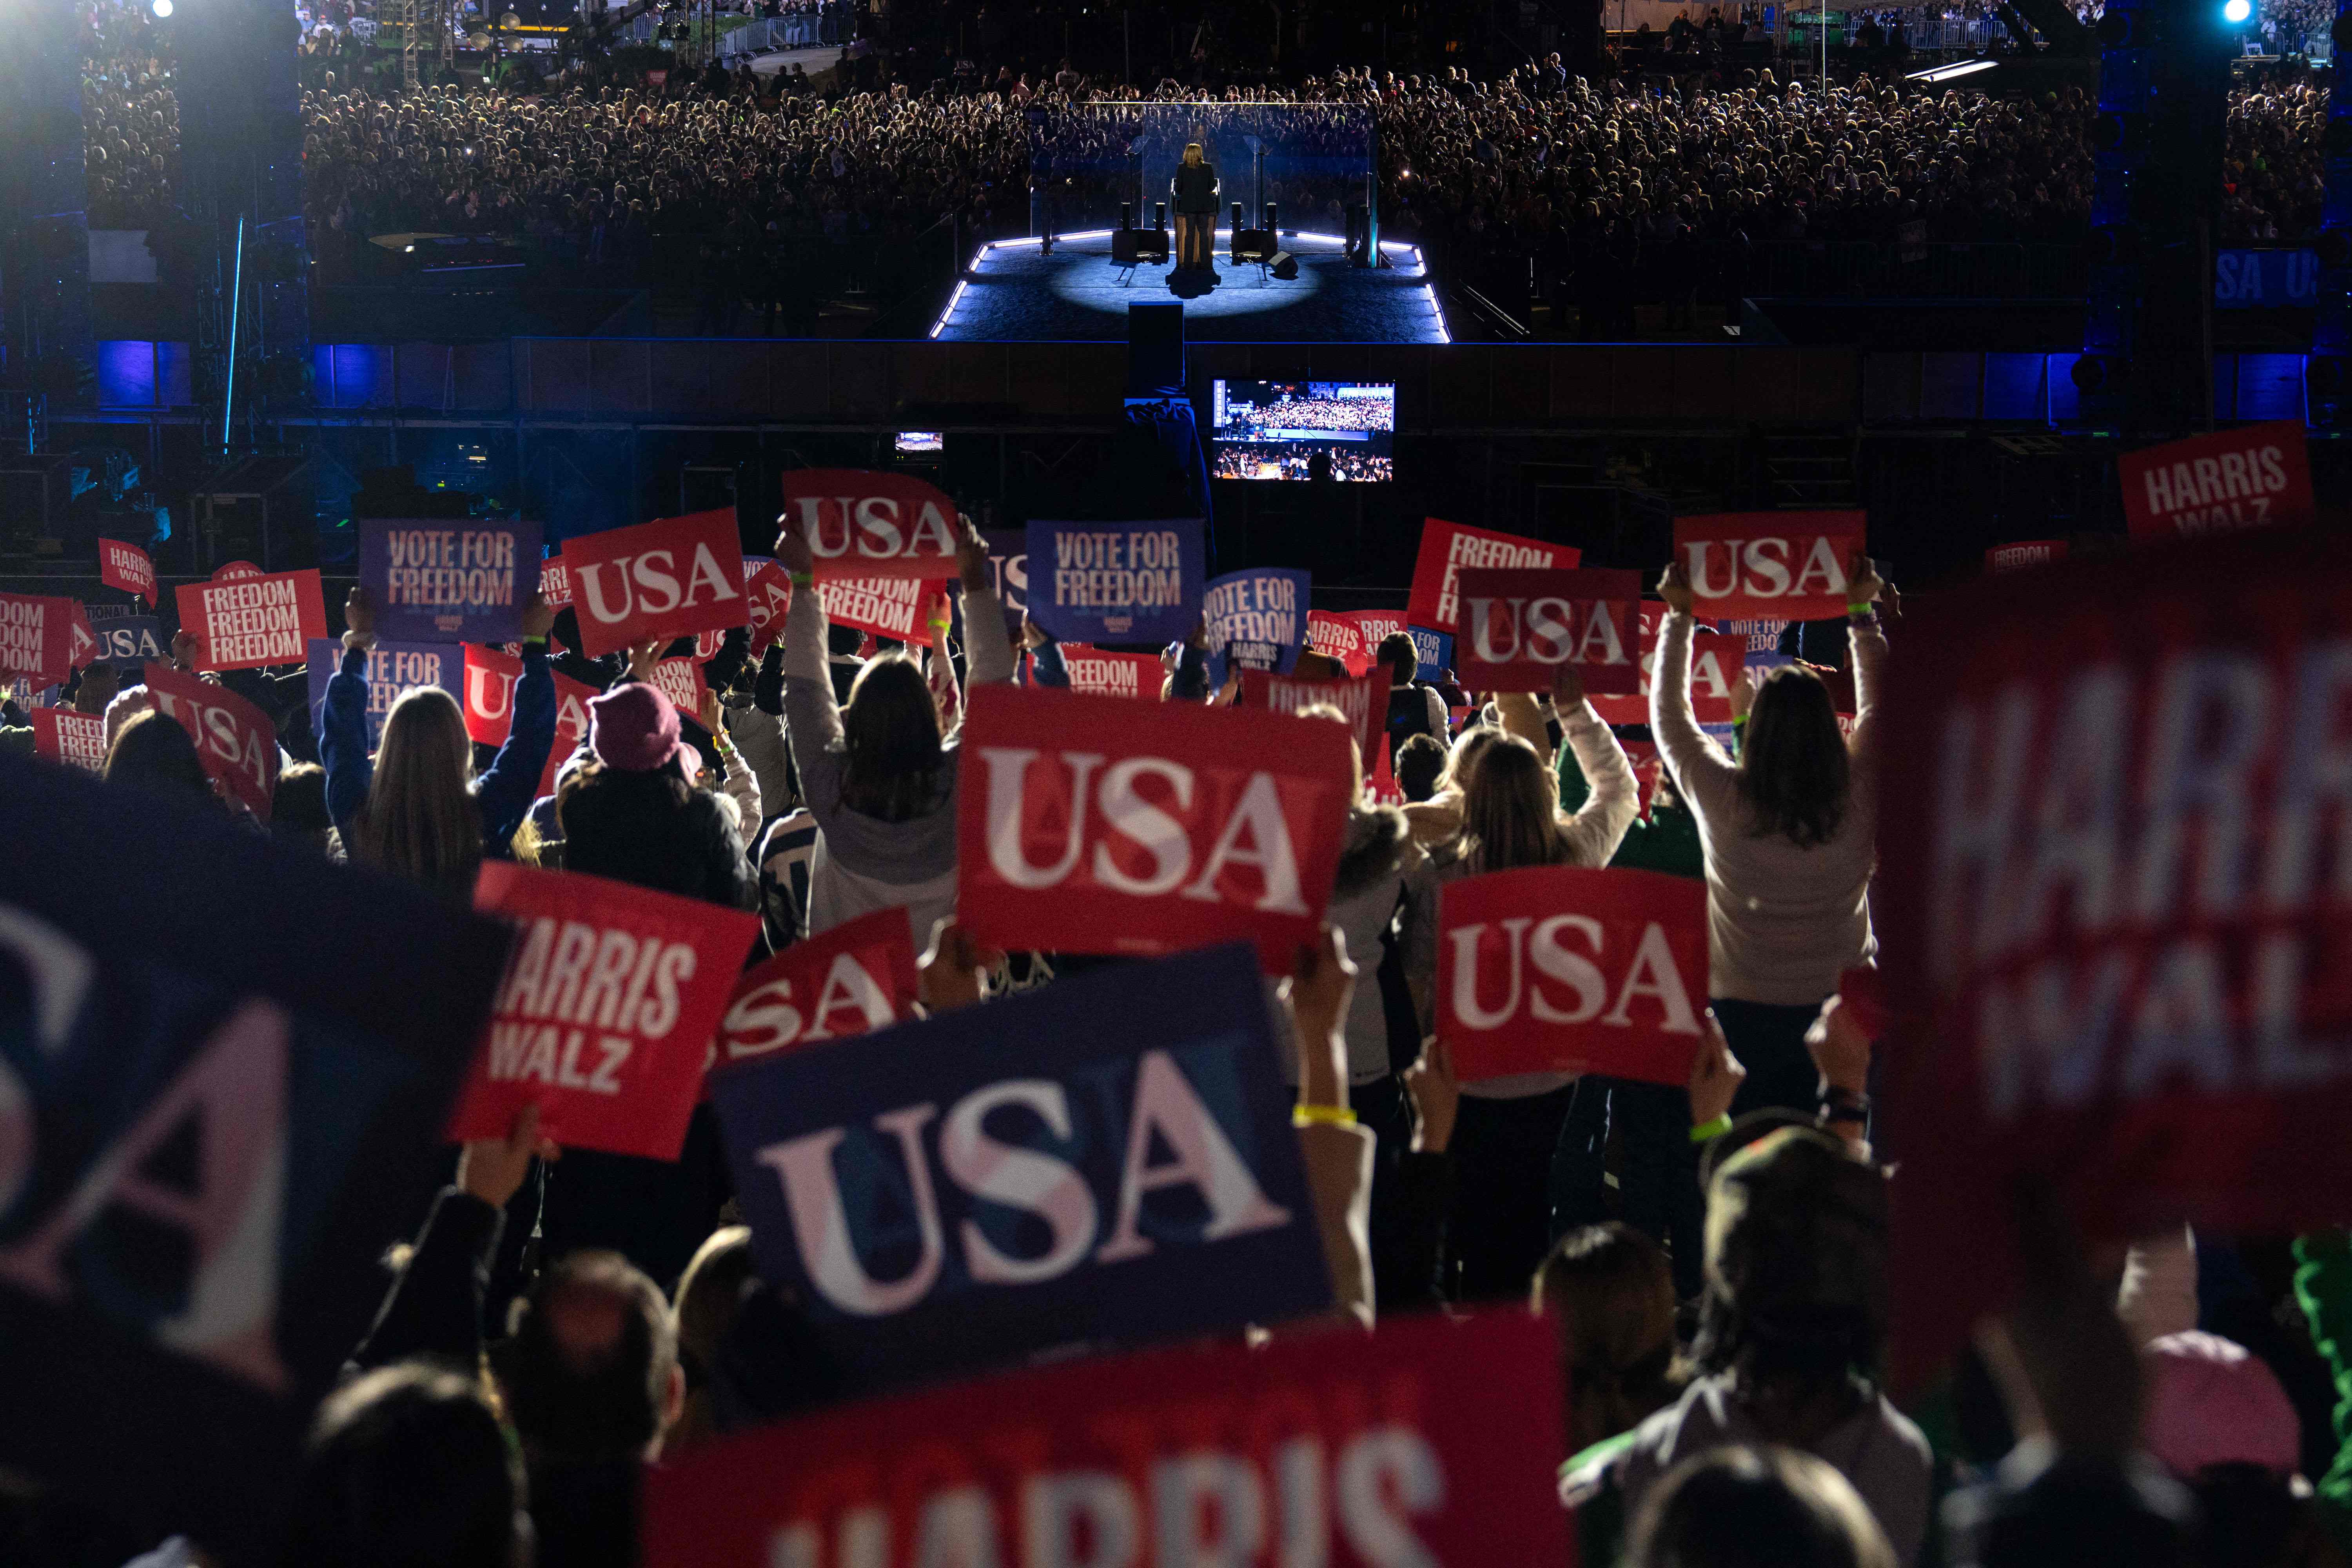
[81, 0, 180, 229]
[6, 508, 2349, 1568]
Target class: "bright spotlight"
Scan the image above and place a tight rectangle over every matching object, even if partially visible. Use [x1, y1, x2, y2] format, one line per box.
[2223, 0, 2251, 21]
[150, 0, 172, 16]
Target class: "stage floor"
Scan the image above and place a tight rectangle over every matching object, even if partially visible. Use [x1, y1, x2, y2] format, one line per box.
[931, 230, 1450, 345]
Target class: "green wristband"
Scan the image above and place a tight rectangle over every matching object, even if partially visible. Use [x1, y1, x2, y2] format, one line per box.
[1690, 1113, 1733, 1145]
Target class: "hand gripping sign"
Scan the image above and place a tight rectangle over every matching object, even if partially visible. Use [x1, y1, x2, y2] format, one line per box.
[956, 684, 1354, 968]
[1671, 512, 1867, 622]
[559, 510, 747, 659]
[1438, 865, 1710, 1084]
[448, 862, 762, 1159]
[780, 468, 964, 578]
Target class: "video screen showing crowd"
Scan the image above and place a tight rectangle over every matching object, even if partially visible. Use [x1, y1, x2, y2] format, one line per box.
[5, 419, 2348, 1568]
[1211, 380, 1396, 482]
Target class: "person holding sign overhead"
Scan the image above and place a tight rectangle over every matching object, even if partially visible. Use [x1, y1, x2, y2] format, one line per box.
[1650, 555, 1888, 1119]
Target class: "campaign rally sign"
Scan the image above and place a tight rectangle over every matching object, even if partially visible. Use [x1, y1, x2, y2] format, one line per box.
[1241, 665, 1392, 769]
[1438, 866, 1708, 1084]
[304, 639, 465, 753]
[1406, 518, 1577, 633]
[1723, 617, 1791, 659]
[744, 561, 793, 655]
[713, 908, 920, 1069]
[30, 707, 109, 772]
[0, 750, 509, 1558]
[1058, 642, 1163, 699]
[1409, 625, 1454, 683]
[979, 528, 1029, 613]
[815, 575, 948, 643]
[213, 560, 263, 581]
[2118, 421, 2314, 542]
[98, 537, 158, 604]
[461, 644, 600, 800]
[174, 568, 328, 671]
[89, 614, 168, 671]
[1352, 607, 1407, 650]
[1591, 606, 1745, 725]
[1203, 567, 1310, 684]
[780, 468, 963, 579]
[1986, 540, 2066, 573]
[1453, 568, 1643, 694]
[450, 862, 762, 1160]
[1306, 609, 1371, 675]
[1873, 525, 2352, 1385]
[708, 941, 1330, 1393]
[539, 552, 572, 608]
[1025, 519, 1204, 646]
[647, 656, 708, 722]
[1673, 512, 1866, 621]
[142, 662, 280, 820]
[0, 594, 83, 686]
[358, 518, 541, 644]
[958, 684, 1354, 967]
[642, 1308, 1569, 1568]
[561, 510, 746, 659]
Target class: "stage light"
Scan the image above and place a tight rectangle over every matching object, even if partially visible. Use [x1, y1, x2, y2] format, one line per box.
[2223, 0, 2250, 22]
[151, 0, 172, 16]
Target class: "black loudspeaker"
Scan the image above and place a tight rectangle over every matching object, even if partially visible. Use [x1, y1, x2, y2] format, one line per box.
[1269, 250, 1299, 281]
[1127, 301, 1185, 396]
[1152, 202, 1168, 230]
[1231, 229, 1276, 263]
[1231, 202, 1244, 232]
[1120, 201, 1134, 231]
[1263, 203, 1278, 232]
[1112, 227, 1139, 263]
[1113, 227, 1169, 264]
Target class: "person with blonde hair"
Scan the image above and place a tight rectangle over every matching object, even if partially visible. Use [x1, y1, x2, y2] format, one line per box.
[323, 585, 558, 897]
[1171, 140, 1221, 271]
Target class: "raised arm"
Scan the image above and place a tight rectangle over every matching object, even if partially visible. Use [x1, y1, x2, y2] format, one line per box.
[955, 522, 1018, 690]
[1843, 554, 1888, 764]
[1552, 663, 1639, 867]
[1648, 565, 1740, 822]
[472, 592, 558, 850]
[774, 523, 846, 757]
[320, 588, 377, 833]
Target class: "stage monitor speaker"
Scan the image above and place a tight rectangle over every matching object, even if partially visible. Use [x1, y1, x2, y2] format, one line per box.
[1112, 227, 1138, 263]
[1263, 203, 1278, 232]
[1127, 301, 1185, 396]
[1269, 250, 1299, 281]
[1134, 229, 1169, 263]
[1119, 201, 1134, 231]
[1232, 229, 1276, 263]
[1231, 202, 1244, 232]
[1152, 202, 1168, 230]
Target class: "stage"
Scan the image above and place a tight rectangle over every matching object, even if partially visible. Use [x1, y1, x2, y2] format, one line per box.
[930, 230, 1451, 345]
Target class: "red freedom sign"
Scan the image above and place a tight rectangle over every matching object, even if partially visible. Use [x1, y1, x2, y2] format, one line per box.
[0, 594, 83, 685]
[745, 562, 793, 655]
[1241, 665, 1392, 769]
[173, 569, 328, 671]
[956, 684, 1354, 967]
[141, 662, 280, 819]
[1986, 540, 2067, 573]
[450, 862, 762, 1159]
[648, 657, 708, 723]
[2119, 421, 2315, 542]
[1590, 605, 1745, 725]
[642, 1308, 1570, 1568]
[712, 907, 920, 1069]
[780, 468, 964, 578]
[31, 708, 108, 772]
[561, 510, 747, 659]
[815, 575, 948, 642]
[1874, 526, 2352, 1386]
[1672, 512, 1866, 621]
[1438, 866, 1708, 1085]
[1406, 519, 1577, 633]
[1453, 568, 1643, 694]
[1058, 642, 1162, 699]
[460, 644, 599, 797]
[98, 538, 158, 605]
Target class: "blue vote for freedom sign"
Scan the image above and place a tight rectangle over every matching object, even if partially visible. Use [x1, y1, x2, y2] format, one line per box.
[708, 941, 1332, 1395]
[1023, 518, 1205, 646]
[358, 518, 542, 644]
[305, 638, 466, 752]
[1203, 566, 1309, 689]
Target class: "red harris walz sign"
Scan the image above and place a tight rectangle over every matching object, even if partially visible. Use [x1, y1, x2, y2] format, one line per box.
[2119, 422, 2314, 543]
[780, 469, 964, 578]
[560, 510, 747, 659]
[1453, 567, 1643, 693]
[956, 684, 1354, 967]
[1875, 526, 2352, 1385]
[1672, 512, 1867, 621]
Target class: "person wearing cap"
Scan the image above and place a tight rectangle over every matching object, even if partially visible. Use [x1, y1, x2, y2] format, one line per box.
[1568, 1126, 1932, 1564]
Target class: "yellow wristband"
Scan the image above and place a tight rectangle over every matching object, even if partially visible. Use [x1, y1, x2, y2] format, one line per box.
[1690, 1112, 1733, 1144]
[1292, 1103, 1358, 1128]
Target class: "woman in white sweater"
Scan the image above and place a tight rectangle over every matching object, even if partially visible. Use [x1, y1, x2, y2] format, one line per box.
[1648, 557, 1886, 1115]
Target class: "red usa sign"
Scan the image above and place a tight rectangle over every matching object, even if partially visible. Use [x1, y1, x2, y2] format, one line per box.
[956, 684, 1355, 968]
[1241, 665, 1392, 769]
[1059, 642, 1162, 699]
[561, 510, 746, 659]
[31, 707, 109, 772]
[711, 907, 920, 1069]
[449, 862, 762, 1159]
[1986, 540, 2067, 573]
[780, 468, 963, 579]
[1875, 525, 2352, 1388]
[1438, 866, 1708, 1085]
[99, 538, 158, 605]
[1591, 605, 1745, 724]
[141, 662, 280, 819]
[1406, 519, 1576, 633]
[1673, 512, 1866, 621]
[1453, 568, 1643, 694]
[642, 1308, 1570, 1568]
[746, 561, 793, 656]
[2119, 422, 2314, 542]
[0, 594, 82, 685]
[173, 569, 328, 671]
[461, 644, 599, 798]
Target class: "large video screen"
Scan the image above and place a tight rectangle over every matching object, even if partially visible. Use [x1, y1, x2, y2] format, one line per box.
[1210, 381, 1394, 483]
